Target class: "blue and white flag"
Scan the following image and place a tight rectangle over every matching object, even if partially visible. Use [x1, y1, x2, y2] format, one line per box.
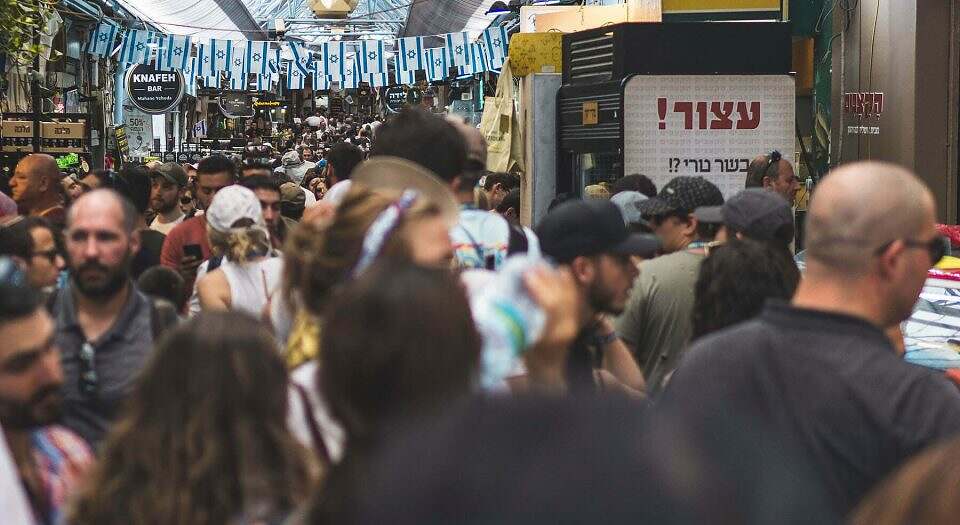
[119, 29, 158, 65]
[425, 47, 449, 82]
[444, 31, 472, 67]
[286, 61, 306, 90]
[184, 56, 198, 96]
[359, 40, 386, 74]
[209, 39, 233, 73]
[481, 26, 509, 68]
[229, 72, 247, 91]
[156, 34, 191, 71]
[396, 36, 425, 72]
[203, 73, 221, 89]
[288, 41, 312, 76]
[245, 41, 270, 77]
[255, 73, 276, 92]
[196, 43, 213, 77]
[395, 67, 417, 86]
[322, 41, 346, 77]
[267, 46, 282, 75]
[86, 21, 119, 58]
[338, 57, 359, 89]
[313, 72, 330, 91]
[459, 43, 489, 76]
[365, 72, 388, 87]
[229, 44, 246, 82]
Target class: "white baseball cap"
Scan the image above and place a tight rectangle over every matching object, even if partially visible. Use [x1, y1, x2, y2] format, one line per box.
[206, 185, 265, 233]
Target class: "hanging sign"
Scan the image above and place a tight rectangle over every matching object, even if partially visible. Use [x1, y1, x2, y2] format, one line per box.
[219, 93, 254, 118]
[385, 86, 407, 113]
[623, 75, 794, 198]
[253, 100, 287, 108]
[125, 63, 185, 114]
[122, 107, 155, 158]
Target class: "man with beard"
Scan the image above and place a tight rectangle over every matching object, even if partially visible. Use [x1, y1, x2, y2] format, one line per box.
[534, 199, 658, 395]
[0, 257, 92, 523]
[148, 163, 188, 235]
[50, 189, 176, 446]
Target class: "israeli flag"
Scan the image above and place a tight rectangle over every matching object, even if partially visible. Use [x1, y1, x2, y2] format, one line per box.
[339, 57, 359, 89]
[397, 36, 425, 72]
[209, 39, 233, 73]
[256, 74, 276, 92]
[229, 44, 246, 81]
[481, 26, 509, 68]
[203, 73, 221, 89]
[287, 61, 306, 90]
[425, 47, 449, 82]
[119, 29, 158, 65]
[245, 41, 270, 76]
[444, 31, 472, 67]
[184, 56, 198, 96]
[313, 71, 330, 91]
[288, 41, 312, 76]
[365, 72, 388, 87]
[459, 43, 489, 76]
[86, 21, 119, 58]
[267, 46, 282, 75]
[395, 67, 417, 86]
[156, 34, 191, 71]
[359, 40, 386, 74]
[196, 43, 213, 77]
[322, 41, 346, 77]
[229, 73, 247, 91]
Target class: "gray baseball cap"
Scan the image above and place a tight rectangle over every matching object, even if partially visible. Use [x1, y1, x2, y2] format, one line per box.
[152, 162, 187, 187]
[694, 188, 794, 244]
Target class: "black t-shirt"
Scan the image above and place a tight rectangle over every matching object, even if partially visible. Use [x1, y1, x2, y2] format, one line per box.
[132, 229, 165, 279]
[659, 302, 960, 516]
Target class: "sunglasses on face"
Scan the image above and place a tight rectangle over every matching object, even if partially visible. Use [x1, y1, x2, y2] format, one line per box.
[33, 248, 60, 264]
[875, 236, 949, 265]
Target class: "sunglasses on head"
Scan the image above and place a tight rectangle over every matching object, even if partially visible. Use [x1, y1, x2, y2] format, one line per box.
[762, 150, 782, 180]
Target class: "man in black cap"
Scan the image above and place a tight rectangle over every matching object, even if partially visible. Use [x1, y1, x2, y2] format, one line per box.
[615, 176, 724, 396]
[536, 199, 659, 395]
[693, 188, 795, 249]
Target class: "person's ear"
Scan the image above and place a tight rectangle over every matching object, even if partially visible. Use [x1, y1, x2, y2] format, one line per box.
[506, 207, 518, 220]
[762, 175, 776, 189]
[569, 256, 596, 287]
[876, 240, 908, 281]
[128, 228, 142, 257]
[681, 214, 699, 237]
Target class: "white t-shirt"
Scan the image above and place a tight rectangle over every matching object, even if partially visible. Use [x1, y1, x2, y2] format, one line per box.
[149, 212, 185, 235]
[302, 186, 318, 208]
[287, 361, 346, 463]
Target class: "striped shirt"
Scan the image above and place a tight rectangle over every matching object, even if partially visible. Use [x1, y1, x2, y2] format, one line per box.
[30, 426, 93, 524]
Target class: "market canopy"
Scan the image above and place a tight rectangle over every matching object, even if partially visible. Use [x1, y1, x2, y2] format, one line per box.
[113, 0, 266, 41]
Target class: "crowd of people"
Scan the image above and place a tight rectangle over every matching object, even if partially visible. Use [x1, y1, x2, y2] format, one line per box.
[0, 106, 957, 524]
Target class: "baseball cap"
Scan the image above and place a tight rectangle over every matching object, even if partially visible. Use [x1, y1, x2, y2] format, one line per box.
[351, 156, 459, 224]
[281, 150, 303, 168]
[206, 185, 265, 233]
[536, 199, 661, 263]
[638, 176, 723, 218]
[694, 188, 795, 244]
[610, 191, 649, 226]
[152, 162, 187, 187]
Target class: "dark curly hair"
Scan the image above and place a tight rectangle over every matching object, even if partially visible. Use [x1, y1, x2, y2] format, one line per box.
[691, 238, 800, 340]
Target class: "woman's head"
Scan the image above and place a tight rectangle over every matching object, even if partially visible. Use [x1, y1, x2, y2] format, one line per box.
[284, 184, 452, 315]
[205, 185, 271, 262]
[320, 262, 481, 444]
[70, 312, 314, 524]
[691, 238, 800, 340]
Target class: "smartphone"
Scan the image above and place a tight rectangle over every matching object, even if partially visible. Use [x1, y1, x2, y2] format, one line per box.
[183, 244, 203, 260]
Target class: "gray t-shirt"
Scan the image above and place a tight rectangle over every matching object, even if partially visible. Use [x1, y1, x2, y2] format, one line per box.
[614, 250, 704, 394]
[53, 283, 156, 446]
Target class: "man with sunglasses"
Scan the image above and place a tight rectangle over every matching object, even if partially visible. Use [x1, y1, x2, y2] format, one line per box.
[745, 150, 801, 205]
[0, 258, 92, 524]
[661, 162, 960, 517]
[0, 217, 65, 294]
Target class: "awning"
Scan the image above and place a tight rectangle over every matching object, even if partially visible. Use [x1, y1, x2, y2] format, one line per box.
[60, 0, 105, 20]
[112, 0, 267, 41]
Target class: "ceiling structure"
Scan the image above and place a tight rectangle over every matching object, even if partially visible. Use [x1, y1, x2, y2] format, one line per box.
[243, 0, 412, 44]
[114, 0, 267, 41]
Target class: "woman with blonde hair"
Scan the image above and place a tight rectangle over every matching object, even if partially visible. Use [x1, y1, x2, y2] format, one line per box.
[69, 312, 318, 524]
[196, 185, 284, 316]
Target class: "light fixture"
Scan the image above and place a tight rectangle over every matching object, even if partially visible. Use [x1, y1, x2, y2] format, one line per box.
[486, 1, 510, 15]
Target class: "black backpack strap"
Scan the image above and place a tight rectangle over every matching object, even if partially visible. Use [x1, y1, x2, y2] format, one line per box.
[293, 382, 332, 466]
[206, 255, 224, 272]
[506, 222, 529, 256]
[148, 298, 180, 341]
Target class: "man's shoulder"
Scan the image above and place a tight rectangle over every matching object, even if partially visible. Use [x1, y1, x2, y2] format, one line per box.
[642, 250, 703, 272]
[454, 209, 509, 239]
[686, 320, 774, 361]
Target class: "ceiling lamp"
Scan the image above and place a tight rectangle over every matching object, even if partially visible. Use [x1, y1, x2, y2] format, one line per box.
[309, 0, 359, 19]
[486, 1, 510, 15]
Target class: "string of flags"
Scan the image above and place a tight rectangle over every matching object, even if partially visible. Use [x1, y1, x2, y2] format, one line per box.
[85, 20, 510, 92]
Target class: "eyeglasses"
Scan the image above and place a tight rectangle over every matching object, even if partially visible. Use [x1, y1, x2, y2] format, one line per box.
[180, 196, 194, 205]
[79, 342, 98, 398]
[875, 236, 948, 265]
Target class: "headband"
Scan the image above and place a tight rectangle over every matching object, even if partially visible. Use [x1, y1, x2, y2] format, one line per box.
[351, 190, 420, 278]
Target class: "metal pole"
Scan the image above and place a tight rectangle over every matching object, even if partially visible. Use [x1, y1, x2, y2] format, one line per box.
[31, 32, 41, 153]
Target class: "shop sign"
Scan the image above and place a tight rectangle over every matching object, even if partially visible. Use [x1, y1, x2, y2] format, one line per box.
[408, 88, 423, 106]
[125, 63, 185, 115]
[114, 125, 129, 158]
[177, 152, 189, 163]
[220, 94, 255, 118]
[122, 107, 155, 158]
[253, 100, 287, 108]
[582, 101, 598, 125]
[162, 152, 177, 162]
[385, 86, 407, 113]
[623, 75, 795, 198]
[843, 91, 883, 136]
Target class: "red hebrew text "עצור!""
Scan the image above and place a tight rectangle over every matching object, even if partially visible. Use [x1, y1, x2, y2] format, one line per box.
[657, 98, 761, 130]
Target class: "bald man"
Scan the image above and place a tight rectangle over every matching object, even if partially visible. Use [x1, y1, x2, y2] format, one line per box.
[50, 189, 176, 445]
[660, 162, 960, 517]
[9, 154, 66, 229]
[744, 152, 801, 205]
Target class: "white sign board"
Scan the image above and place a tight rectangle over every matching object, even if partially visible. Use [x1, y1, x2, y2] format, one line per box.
[123, 107, 154, 158]
[623, 75, 795, 198]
